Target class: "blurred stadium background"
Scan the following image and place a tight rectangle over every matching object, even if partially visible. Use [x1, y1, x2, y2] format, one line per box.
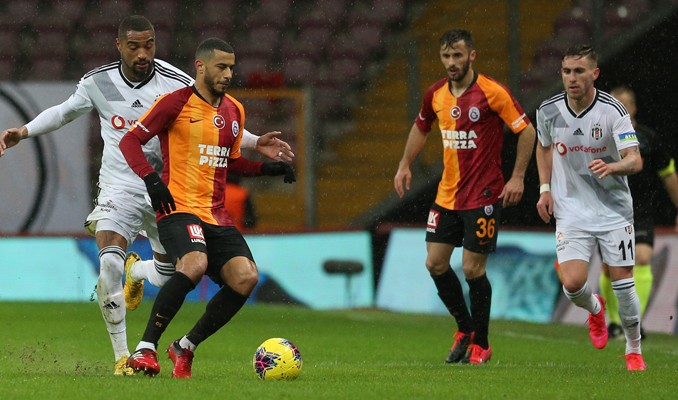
[1, 0, 678, 332]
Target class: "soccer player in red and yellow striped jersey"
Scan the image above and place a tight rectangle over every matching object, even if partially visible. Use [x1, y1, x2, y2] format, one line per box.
[119, 38, 294, 378]
[394, 29, 536, 365]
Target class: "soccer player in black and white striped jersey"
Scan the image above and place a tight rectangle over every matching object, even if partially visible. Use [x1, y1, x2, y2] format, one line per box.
[535, 45, 646, 371]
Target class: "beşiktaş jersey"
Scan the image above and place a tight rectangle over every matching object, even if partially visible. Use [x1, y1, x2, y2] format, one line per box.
[536, 89, 639, 231]
[25, 59, 193, 195]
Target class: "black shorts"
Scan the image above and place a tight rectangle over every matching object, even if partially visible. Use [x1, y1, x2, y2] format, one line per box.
[633, 209, 654, 246]
[425, 201, 502, 254]
[158, 213, 254, 285]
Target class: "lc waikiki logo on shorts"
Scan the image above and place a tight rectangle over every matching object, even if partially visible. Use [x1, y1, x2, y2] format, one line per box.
[426, 210, 440, 233]
[187, 224, 206, 245]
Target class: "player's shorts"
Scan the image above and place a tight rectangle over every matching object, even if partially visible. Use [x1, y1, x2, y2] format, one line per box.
[555, 225, 636, 267]
[158, 213, 254, 286]
[633, 209, 654, 246]
[425, 201, 502, 254]
[84, 184, 165, 254]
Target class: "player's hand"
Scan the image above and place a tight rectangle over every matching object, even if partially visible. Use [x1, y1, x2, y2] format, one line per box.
[255, 131, 295, 162]
[261, 161, 296, 183]
[143, 172, 176, 214]
[499, 176, 524, 207]
[0, 127, 28, 157]
[394, 166, 412, 198]
[588, 158, 613, 179]
[536, 192, 554, 223]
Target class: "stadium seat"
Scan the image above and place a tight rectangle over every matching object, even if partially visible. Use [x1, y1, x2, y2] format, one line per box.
[328, 58, 364, 85]
[247, 26, 282, 50]
[32, 0, 86, 32]
[26, 30, 70, 60]
[603, 4, 637, 37]
[307, 0, 349, 23]
[233, 55, 270, 87]
[371, 0, 406, 25]
[347, 22, 384, 54]
[31, 56, 66, 80]
[282, 55, 317, 86]
[0, 59, 15, 80]
[3, 1, 41, 28]
[143, 0, 178, 41]
[244, 0, 291, 30]
[0, 29, 19, 60]
[84, 0, 135, 34]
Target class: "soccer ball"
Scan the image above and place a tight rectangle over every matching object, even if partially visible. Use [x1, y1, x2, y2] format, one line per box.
[253, 337, 302, 380]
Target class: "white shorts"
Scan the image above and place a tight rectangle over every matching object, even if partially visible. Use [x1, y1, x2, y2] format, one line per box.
[555, 225, 635, 267]
[84, 185, 166, 255]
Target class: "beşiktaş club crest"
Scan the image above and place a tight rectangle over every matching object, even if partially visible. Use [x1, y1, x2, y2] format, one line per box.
[591, 123, 603, 140]
[484, 205, 493, 216]
[625, 225, 633, 234]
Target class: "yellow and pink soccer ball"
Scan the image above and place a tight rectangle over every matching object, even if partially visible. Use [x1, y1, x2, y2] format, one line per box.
[253, 337, 302, 381]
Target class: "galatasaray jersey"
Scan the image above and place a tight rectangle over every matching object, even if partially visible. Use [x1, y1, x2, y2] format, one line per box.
[416, 72, 530, 210]
[124, 86, 248, 226]
[536, 89, 638, 231]
[25, 59, 193, 195]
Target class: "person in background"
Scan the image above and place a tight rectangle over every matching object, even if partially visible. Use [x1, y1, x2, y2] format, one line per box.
[599, 85, 678, 339]
[225, 173, 257, 231]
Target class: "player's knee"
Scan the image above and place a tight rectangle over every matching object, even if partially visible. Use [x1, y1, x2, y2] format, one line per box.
[99, 251, 124, 282]
[425, 259, 448, 275]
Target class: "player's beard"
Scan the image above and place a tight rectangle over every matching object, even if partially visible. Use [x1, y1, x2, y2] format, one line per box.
[125, 60, 153, 82]
[204, 71, 229, 97]
[449, 58, 471, 82]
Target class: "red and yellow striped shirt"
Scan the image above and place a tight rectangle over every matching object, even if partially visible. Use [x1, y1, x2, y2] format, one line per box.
[121, 86, 261, 225]
[416, 72, 530, 210]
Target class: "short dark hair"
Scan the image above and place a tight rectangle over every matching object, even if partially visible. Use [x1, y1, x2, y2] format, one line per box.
[610, 85, 636, 105]
[440, 29, 473, 50]
[118, 15, 154, 39]
[562, 44, 597, 64]
[195, 37, 234, 60]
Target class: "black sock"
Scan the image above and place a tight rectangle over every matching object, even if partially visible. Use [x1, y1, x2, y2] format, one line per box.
[467, 274, 492, 348]
[432, 267, 473, 333]
[141, 272, 195, 346]
[186, 284, 248, 346]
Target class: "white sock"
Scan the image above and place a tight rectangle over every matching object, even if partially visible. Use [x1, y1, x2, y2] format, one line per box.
[613, 277, 642, 354]
[97, 246, 128, 360]
[131, 258, 175, 287]
[179, 336, 197, 352]
[563, 282, 600, 315]
[136, 341, 156, 352]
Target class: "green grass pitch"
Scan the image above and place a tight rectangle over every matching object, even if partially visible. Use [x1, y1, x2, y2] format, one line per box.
[1, 302, 677, 399]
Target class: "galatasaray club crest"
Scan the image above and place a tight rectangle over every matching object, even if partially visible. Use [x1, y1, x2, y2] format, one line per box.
[213, 114, 226, 129]
[484, 205, 493, 216]
[591, 123, 603, 140]
[450, 106, 461, 119]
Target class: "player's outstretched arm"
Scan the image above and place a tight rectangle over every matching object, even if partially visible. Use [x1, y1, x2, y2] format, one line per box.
[254, 131, 295, 162]
[0, 127, 28, 157]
